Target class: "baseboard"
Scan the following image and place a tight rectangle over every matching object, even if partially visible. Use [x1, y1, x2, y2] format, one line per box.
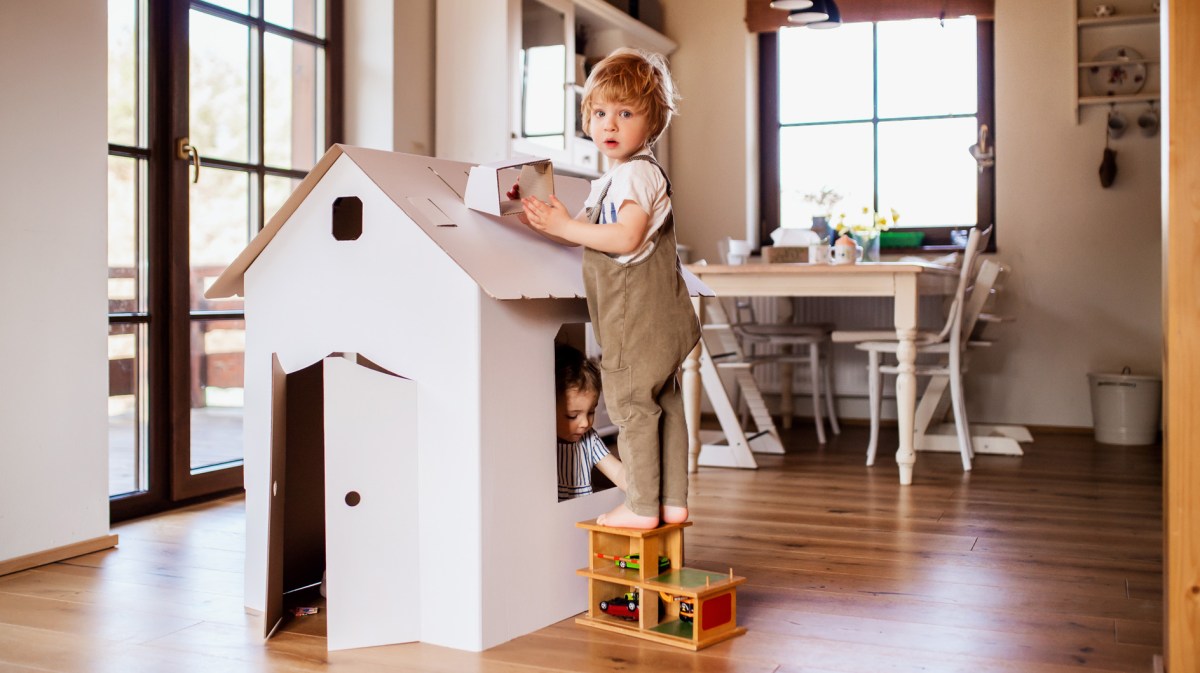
[698, 411, 1092, 436]
[0, 534, 119, 577]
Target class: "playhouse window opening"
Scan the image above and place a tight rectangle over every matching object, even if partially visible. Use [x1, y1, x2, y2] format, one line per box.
[555, 323, 619, 503]
[332, 196, 362, 241]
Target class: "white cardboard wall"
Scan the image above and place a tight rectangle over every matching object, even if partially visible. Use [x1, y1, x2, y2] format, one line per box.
[478, 296, 625, 648]
[240, 151, 624, 651]
[243, 154, 485, 649]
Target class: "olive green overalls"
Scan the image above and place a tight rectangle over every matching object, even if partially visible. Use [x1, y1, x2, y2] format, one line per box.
[583, 155, 701, 518]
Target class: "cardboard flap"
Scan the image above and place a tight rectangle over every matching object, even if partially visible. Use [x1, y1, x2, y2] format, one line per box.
[681, 265, 715, 297]
[465, 156, 554, 216]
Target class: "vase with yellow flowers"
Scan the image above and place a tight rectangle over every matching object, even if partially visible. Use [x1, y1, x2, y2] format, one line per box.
[834, 206, 900, 263]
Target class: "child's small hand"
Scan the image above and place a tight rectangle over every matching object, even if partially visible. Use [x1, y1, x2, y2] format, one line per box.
[521, 194, 570, 236]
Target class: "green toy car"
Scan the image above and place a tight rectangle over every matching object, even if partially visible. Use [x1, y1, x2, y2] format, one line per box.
[596, 552, 671, 572]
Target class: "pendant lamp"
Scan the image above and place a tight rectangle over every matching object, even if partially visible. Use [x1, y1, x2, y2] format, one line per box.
[787, 0, 844, 27]
[805, 0, 842, 28]
[787, 0, 828, 24]
[770, 0, 814, 9]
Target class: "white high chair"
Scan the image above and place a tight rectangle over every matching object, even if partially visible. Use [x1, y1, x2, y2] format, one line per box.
[713, 237, 840, 444]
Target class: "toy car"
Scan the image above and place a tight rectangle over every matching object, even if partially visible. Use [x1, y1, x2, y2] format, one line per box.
[659, 591, 694, 623]
[598, 591, 639, 621]
[595, 553, 670, 572]
[678, 598, 694, 623]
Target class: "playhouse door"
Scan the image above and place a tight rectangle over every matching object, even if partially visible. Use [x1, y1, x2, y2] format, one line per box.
[323, 356, 419, 650]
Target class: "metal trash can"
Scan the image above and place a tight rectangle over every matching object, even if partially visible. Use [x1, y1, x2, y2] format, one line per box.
[1087, 368, 1162, 445]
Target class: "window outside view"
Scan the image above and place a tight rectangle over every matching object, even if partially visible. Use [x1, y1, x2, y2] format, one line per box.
[778, 17, 980, 230]
[107, 0, 325, 495]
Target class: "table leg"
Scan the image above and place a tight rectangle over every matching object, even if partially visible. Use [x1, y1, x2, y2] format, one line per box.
[684, 297, 704, 473]
[779, 356, 794, 430]
[893, 275, 919, 486]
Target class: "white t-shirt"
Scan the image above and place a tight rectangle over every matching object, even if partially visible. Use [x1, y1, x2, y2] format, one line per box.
[582, 152, 671, 265]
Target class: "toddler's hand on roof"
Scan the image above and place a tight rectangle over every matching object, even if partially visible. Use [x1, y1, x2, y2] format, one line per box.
[521, 195, 570, 236]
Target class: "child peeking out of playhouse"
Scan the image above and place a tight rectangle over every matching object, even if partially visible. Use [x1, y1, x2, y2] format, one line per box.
[518, 48, 701, 529]
[556, 343, 625, 501]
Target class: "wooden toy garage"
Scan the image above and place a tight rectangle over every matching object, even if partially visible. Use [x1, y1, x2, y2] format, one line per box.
[576, 519, 746, 650]
[204, 145, 711, 652]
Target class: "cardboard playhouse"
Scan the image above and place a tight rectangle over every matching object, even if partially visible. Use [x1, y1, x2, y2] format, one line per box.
[205, 145, 710, 653]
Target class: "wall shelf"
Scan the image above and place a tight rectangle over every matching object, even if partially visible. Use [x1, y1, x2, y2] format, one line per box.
[1077, 12, 1159, 27]
[1072, 2, 1161, 123]
[1079, 92, 1159, 106]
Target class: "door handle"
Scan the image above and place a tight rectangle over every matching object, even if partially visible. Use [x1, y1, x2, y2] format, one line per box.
[176, 137, 201, 183]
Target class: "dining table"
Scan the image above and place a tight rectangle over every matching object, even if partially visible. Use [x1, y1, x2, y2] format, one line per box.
[681, 260, 959, 486]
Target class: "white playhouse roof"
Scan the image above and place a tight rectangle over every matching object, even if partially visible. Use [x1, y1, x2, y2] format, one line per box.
[206, 145, 711, 302]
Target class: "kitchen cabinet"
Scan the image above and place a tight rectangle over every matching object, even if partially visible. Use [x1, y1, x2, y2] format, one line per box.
[437, 0, 676, 177]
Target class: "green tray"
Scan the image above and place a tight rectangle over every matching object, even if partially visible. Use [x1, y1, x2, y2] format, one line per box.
[880, 231, 925, 248]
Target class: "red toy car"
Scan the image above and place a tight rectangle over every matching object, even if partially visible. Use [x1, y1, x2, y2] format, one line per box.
[598, 591, 639, 621]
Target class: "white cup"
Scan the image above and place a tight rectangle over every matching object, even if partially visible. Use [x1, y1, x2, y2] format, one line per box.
[832, 240, 861, 265]
[727, 239, 751, 265]
[807, 244, 831, 264]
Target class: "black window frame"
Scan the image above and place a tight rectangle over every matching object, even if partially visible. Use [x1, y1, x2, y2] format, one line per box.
[758, 19, 995, 251]
[107, 0, 344, 523]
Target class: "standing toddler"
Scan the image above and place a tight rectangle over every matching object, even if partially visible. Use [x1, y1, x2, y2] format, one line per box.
[522, 48, 700, 529]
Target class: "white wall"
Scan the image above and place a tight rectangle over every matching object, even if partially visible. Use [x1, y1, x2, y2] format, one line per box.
[659, 0, 1162, 428]
[0, 1, 111, 562]
[344, 0, 395, 149]
[658, 0, 756, 263]
[978, 0, 1161, 427]
[394, 0, 436, 156]
[345, 0, 435, 156]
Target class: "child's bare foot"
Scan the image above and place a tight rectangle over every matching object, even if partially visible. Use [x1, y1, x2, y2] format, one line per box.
[661, 505, 689, 524]
[597, 503, 659, 529]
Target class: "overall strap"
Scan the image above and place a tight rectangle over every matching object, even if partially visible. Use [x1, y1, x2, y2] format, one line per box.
[587, 179, 612, 225]
[625, 154, 672, 197]
[587, 154, 671, 225]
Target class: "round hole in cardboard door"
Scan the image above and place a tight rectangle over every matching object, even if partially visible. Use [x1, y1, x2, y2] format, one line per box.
[345, 491, 361, 507]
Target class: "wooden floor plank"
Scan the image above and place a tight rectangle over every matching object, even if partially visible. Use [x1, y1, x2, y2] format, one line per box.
[0, 425, 1163, 672]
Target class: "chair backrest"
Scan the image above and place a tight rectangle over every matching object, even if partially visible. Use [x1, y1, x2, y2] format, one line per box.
[716, 236, 761, 327]
[959, 259, 1003, 342]
[930, 225, 987, 343]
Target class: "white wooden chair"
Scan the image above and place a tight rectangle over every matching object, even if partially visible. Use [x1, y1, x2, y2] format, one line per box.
[831, 226, 995, 470]
[714, 238, 840, 444]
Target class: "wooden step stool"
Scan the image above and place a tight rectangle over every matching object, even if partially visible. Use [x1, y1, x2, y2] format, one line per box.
[575, 519, 746, 650]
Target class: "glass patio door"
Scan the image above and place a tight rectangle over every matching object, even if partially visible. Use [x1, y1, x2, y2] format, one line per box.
[107, 0, 338, 516]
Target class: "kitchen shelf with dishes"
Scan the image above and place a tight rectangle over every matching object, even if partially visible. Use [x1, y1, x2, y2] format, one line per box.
[574, 519, 746, 650]
[1072, 3, 1161, 121]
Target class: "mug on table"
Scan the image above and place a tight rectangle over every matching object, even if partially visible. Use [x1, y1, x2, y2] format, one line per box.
[832, 237, 862, 265]
[808, 243, 832, 264]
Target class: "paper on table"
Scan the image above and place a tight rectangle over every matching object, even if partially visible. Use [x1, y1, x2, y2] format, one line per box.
[769, 227, 821, 247]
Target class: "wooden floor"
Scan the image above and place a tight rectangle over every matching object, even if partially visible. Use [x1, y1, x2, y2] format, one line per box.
[0, 425, 1162, 672]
